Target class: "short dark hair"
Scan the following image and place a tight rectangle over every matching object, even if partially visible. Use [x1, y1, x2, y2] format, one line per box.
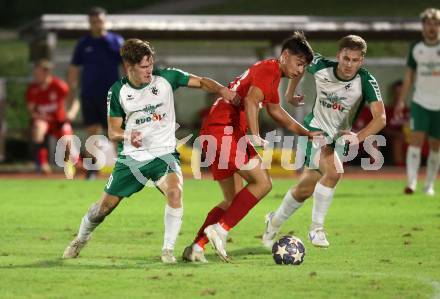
[281, 31, 314, 64]
[338, 35, 367, 56]
[120, 39, 155, 65]
[88, 7, 107, 17]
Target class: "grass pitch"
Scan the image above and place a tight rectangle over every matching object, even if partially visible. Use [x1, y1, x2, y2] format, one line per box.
[0, 178, 439, 299]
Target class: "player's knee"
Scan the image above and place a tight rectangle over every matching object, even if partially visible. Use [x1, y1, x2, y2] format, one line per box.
[259, 178, 272, 196]
[166, 187, 182, 207]
[295, 186, 314, 200]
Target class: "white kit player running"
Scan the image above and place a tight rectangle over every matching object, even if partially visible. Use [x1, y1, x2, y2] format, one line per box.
[262, 35, 386, 249]
[62, 39, 237, 263]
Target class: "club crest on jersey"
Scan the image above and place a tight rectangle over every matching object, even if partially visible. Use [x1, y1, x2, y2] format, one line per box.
[150, 86, 159, 96]
[344, 83, 352, 90]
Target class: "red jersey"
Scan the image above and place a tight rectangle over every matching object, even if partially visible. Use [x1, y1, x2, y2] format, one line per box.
[26, 76, 69, 123]
[202, 59, 281, 133]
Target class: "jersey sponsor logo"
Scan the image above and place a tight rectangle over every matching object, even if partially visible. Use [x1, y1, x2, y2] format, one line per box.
[319, 91, 349, 112]
[135, 112, 167, 125]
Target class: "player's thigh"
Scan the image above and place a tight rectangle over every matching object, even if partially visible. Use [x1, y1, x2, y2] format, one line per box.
[319, 146, 343, 186]
[32, 119, 49, 142]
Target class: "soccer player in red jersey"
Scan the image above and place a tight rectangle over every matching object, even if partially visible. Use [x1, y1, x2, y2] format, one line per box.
[26, 59, 79, 177]
[183, 32, 320, 262]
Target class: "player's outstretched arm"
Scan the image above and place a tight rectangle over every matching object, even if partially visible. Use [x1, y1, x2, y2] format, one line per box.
[266, 103, 311, 137]
[187, 74, 238, 103]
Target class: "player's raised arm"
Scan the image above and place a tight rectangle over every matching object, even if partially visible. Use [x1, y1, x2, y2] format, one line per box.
[187, 74, 238, 103]
[265, 102, 312, 137]
[285, 74, 306, 107]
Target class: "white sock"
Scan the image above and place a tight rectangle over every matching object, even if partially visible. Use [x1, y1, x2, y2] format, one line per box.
[163, 205, 183, 251]
[425, 150, 440, 190]
[77, 215, 100, 241]
[406, 146, 421, 190]
[271, 190, 304, 228]
[311, 182, 335, 229]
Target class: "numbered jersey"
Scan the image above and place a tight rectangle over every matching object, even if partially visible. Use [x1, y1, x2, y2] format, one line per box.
[107, 68, 189, 161]
[407, 40, 440, 110]
[304, 54, 382, 139]
[202, 59, 281, 133]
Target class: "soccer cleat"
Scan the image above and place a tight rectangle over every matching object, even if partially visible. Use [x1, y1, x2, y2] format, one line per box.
[404, 186, 415, 195]
[182, 244, 208, 263]
[204, 225, 229, 262]
[64, 161, 76, 179]
[62, 236, 90, 258]
[308, 228, 330, 248]
[161, 249, 177, 264]
[262, 212, 279, 249]
[424, 186, 435, 196]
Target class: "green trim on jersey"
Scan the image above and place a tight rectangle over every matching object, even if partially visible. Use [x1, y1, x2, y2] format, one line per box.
[107, 78, 126, 118]
[153, 68, 190, 91]
[406, 41, 418, 70]
[359, 68, 382, 103]
[307, 53, 337, 75]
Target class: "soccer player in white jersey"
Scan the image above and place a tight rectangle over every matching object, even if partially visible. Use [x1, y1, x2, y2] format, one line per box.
[394, 8, 440, 196]
[262, 35, 386, 248]
[62, 39, 238, 263]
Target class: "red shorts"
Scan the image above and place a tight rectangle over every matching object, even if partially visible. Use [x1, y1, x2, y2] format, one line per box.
[34, 120, 73, 139]
[200, 125, 258, 180]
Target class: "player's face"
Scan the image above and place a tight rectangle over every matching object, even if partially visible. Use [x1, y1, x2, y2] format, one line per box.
[89, 14, 106, 35]
[336, 48, 364, 80]
[280, 51, 308, 79]
[128, 55, 154, 86]
[422, 19, 440, 42]
[32, 66, 51, 85]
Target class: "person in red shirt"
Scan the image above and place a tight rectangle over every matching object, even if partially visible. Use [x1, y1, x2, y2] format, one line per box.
[26, 59, 79, 177]
[183, 32, 320, 263]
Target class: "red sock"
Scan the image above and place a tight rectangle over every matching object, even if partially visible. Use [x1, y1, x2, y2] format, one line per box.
[194, 206, 225, 248]
[38, 147, 49, 165]
[218, 188, 259, 231]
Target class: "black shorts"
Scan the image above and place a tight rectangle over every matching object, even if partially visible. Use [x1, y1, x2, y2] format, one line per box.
[81, 97, 108, 128]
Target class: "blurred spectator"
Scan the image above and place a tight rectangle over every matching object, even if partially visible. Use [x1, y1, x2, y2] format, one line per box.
[66, 7, 123, 179]
[26, 59, 78, 177]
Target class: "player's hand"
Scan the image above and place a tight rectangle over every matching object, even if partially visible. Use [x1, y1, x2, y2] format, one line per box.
[130, 130, 142, 148]
[287, 94, 305, 107]
[220, 87, 241, 106]
[338, 130, 360, 147]
[393, 100, 405, 120]
[248, 135, 269, 148]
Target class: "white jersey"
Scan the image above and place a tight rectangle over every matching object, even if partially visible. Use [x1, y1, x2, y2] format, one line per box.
[304, 54, 382, 139]
[407, 40, 440, 110]
[107, 68, 189, 161]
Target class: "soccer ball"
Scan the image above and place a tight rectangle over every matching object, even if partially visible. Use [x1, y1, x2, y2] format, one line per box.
[272, 235, 306, 265]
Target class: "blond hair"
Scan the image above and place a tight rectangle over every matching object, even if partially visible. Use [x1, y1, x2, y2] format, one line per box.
[420, 8, 440, 22]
